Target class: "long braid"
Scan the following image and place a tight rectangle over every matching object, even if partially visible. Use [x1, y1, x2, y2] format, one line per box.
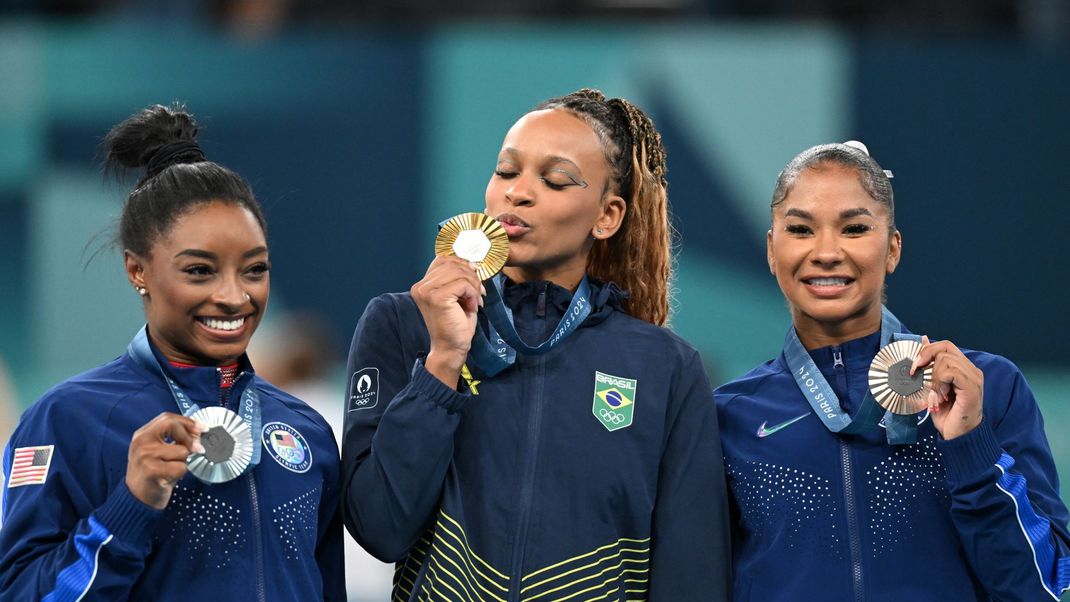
[534, 89, 673, 325]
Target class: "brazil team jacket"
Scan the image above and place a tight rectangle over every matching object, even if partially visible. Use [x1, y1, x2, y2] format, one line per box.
[341, 278, 730, 601]
[0, 332, 345, 601]
[715, 326, 1070, 602]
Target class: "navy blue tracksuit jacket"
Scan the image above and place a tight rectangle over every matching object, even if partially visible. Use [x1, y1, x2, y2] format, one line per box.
[342, 278, 731, 601]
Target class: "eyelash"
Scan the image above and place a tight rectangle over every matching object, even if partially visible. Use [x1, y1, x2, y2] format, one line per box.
[184, 265, 213, 277]
[182, 263, 270, 279]
[785, 224, 872, 236]
[494, 170, 574, 190]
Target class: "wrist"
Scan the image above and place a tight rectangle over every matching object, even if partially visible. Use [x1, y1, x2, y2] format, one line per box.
[424, 349, 466, 388]
[939, 415, 983, 441]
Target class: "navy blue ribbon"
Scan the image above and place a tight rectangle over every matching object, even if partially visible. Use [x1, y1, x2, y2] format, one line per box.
[468, 274, 592, 377]
[784, 307, 921, 445]
[127, 326, 262, 471]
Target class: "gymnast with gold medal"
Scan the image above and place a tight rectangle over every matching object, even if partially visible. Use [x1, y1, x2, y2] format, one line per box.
[341, 89, 730, 601]
[714, 141, 1070, 601]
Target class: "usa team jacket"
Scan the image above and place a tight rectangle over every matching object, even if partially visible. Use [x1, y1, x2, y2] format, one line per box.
[341, 278, 730, 601]
[715, 327, 1070, 601]
[0, 333, 345, 601]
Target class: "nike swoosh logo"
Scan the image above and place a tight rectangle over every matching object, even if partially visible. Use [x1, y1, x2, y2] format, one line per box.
[756, 413, 811, 438]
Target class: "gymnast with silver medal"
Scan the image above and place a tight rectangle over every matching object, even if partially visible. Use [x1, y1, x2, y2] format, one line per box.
[127, 326, 262, 484]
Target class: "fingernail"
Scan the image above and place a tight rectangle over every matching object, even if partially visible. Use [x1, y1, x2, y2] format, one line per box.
[927, 389, 939, 410]
[910, 357, 919, 375]
[193, 441, 206, 455]
[195, 421, 208, 433]
[469, 262, 479, 270]
[480, 284, 487, 296]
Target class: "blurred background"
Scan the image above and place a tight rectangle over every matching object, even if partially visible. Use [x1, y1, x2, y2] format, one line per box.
[0, 1, 1067, 600]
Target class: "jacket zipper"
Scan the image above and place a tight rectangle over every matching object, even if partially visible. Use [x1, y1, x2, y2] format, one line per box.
[248, 472, 267, 602]
[834, 346, 864, 602]
[227, 370, 266, 602]
[508, 355, 547, 602]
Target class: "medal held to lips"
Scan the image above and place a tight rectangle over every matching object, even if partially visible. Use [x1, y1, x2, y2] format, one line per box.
[868, 339, 933, 415]
[186, 406, 254, 484]
[435, 212, 509, 281]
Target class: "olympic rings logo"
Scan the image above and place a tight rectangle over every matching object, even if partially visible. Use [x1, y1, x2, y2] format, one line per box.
[599, 408, 626, 425]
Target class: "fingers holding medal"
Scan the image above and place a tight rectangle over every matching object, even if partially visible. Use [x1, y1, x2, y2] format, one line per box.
[126, 412, 206, 509]
[910, 336, 985, 440]
[414, 213, 510, 385]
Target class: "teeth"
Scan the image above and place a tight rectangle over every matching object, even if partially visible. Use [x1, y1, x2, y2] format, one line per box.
[200, 317, 245, 331]
[808, 278, 849, 286]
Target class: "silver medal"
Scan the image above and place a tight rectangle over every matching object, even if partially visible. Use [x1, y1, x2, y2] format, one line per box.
[186, 406, 254, 483]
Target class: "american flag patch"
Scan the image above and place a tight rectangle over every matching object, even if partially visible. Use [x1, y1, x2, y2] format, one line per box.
[7, 445, 54, 488]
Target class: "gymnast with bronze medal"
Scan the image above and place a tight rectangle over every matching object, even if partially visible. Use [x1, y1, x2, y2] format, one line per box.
[715, 141, 1070, 601]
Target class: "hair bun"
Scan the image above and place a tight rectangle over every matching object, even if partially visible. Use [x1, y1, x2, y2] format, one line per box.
[103, 103, 205, 181]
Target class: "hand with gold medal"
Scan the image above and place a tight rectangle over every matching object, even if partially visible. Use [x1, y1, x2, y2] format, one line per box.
[413, 213, 509, 387]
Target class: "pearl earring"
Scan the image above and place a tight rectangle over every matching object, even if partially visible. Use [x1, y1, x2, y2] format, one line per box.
[136, 287, 147, 296]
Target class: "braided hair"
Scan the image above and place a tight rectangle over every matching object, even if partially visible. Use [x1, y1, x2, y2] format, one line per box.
[534, 89, 673, 326]
[103, 103, 265, 257]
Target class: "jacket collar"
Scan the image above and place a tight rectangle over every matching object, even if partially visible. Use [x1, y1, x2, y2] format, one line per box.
[132, 326, 255, 407]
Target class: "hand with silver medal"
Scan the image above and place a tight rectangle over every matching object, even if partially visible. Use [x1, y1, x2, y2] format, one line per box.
[126, 413, 206, 510]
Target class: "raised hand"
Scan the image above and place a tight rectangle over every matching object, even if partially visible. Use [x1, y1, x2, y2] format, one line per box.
[410, 256, 485, 387]
[911, 335, 985, 440]
[126, 413, 205, 509]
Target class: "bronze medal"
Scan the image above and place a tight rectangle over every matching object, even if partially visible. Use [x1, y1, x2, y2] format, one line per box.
[868, 339, 932, 415]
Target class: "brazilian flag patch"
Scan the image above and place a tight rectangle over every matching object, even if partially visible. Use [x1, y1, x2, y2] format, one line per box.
[593, 371, 637, 432]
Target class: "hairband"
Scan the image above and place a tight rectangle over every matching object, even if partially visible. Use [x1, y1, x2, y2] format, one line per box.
[843, 140, 894, 179]
[145, 140, 205, 178]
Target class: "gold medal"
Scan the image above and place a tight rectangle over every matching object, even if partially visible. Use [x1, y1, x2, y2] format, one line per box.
[435, 212, 509, 281]
[868, 339, 932, 415]
[186, 406, 254, 484]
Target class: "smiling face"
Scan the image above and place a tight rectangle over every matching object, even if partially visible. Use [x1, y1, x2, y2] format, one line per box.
[484, 108, 625, 288]
[126, 200, 270, 365]
[768, 162, 901, 348]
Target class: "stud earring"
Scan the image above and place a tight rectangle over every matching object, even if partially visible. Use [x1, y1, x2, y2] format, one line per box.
[596, 228, 605, 235]
[244, 292, 251, 301]
[136, 287, 147, 296]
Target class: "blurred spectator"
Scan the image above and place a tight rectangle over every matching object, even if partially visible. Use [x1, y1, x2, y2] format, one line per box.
[248, 311, 393, 602]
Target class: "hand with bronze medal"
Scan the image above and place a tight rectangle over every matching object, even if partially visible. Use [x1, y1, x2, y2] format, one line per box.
[908, 335, 985, 440]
